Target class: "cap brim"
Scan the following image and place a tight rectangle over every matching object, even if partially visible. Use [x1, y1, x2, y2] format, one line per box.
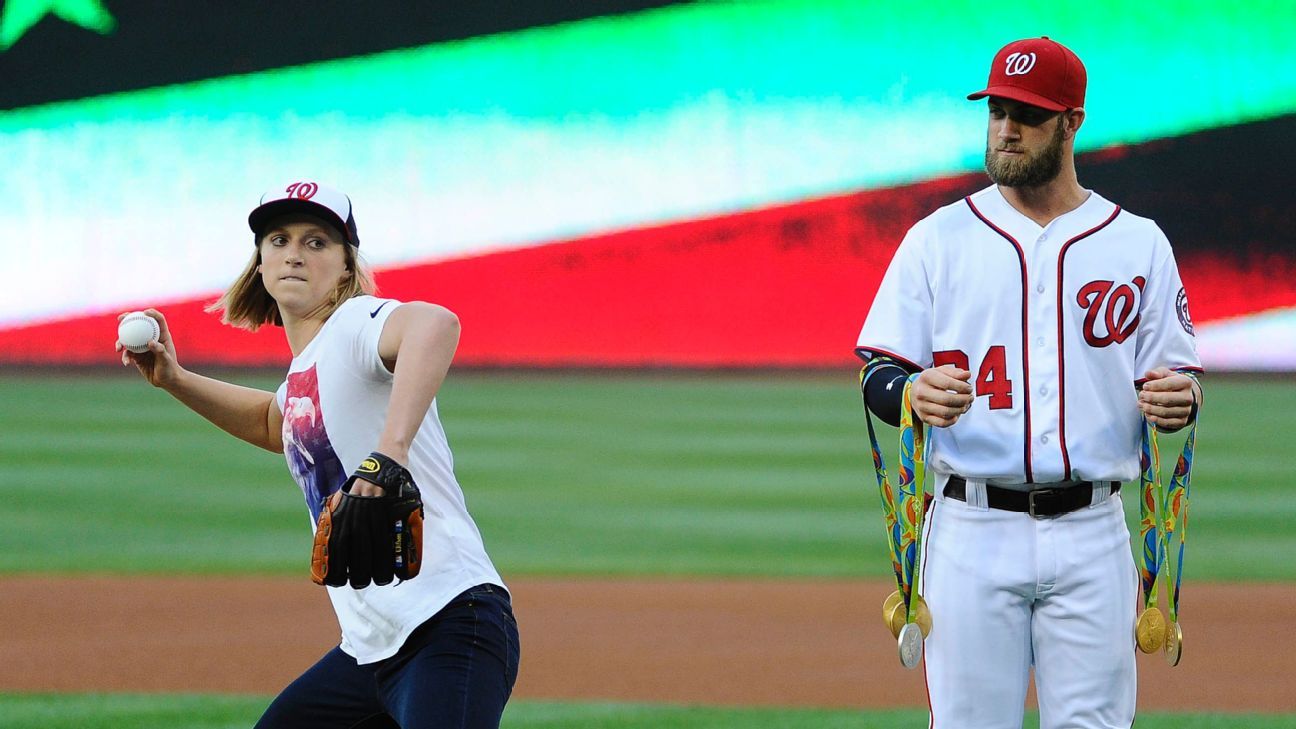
[248, 199, 353, 244]
[967, 86, 1068, 112]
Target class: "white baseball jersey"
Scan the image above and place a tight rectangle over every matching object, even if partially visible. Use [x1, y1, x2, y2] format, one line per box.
[856, 184, 1201, 729]
[275, 295, 504, 665]
[857, 184, 1202, 484]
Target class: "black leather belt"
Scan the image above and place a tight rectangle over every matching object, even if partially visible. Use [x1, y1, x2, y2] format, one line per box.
[944, 476, 1120, 518]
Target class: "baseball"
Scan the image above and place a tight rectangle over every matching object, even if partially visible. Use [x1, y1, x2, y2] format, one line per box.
[118, 311, 160, 354]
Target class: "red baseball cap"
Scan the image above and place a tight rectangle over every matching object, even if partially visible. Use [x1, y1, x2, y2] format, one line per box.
[967, 37, 1086, 112]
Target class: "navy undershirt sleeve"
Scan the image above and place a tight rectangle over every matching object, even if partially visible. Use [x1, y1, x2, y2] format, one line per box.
[861, 357, 916, 427]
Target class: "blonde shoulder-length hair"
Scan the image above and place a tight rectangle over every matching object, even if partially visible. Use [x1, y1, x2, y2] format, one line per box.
[207, 237, 376, 331]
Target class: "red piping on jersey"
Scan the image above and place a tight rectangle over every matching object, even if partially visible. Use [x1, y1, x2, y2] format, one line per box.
[854, 346, 923, 372]
[919, 495, 939, 728]
[1129, 563, 1141, 729]
[965, 197, 1034, 482]
[1055, 206, 1122, 480]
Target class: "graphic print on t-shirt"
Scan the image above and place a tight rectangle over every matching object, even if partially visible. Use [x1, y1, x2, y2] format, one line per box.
[282, 365, 346, 520]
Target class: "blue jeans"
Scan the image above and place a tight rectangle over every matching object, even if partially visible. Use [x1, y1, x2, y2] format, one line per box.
[254, 584, 520, 729]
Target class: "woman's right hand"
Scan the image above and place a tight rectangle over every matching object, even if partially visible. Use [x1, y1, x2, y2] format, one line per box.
[117, 309, 182, 389]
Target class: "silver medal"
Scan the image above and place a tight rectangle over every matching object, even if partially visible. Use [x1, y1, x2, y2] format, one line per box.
[897, 622, 923, 669]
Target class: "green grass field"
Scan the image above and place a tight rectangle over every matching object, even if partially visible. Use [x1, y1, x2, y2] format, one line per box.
[1, 694, 1292, 729]
[2, 370, 1293, 727]
[1, 371, 1292, 579]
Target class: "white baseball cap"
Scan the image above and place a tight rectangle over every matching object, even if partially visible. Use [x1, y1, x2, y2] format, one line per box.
[248, 181, 360, 247]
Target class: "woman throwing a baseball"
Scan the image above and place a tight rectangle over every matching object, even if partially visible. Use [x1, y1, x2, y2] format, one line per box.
[118, 181, 519, 729]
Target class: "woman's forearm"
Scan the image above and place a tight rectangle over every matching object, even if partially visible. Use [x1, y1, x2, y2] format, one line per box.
[165, 368, 282, 452]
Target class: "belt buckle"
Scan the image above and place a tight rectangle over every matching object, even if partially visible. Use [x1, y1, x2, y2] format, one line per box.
[1027, 488, 1063, 519]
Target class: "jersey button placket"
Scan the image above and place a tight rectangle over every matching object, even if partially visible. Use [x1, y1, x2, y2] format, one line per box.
[1027, 240, 1063, 482]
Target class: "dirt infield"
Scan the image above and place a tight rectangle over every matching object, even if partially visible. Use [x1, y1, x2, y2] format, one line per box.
[1, 576, 1290, 712]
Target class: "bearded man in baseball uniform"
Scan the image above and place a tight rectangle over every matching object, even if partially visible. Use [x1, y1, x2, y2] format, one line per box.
[856, 37, 1203, 729]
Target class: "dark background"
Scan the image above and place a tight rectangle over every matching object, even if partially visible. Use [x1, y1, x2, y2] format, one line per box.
[0, 0, 687, 109]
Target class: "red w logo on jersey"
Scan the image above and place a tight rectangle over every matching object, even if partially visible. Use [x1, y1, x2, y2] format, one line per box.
[1077, 276, 1146, 347]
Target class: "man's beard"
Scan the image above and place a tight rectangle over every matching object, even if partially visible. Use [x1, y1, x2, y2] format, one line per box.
[984, 120, 1066, 188]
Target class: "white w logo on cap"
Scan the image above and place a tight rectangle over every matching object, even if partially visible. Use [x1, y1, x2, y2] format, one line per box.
[1005, 52, 1037, 76]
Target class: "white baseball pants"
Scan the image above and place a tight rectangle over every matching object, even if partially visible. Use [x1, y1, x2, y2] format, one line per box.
[919, 478, 1138, 729]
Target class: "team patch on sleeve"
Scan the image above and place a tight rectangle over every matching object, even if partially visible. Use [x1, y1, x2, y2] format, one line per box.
[1176, 287, 1195, 336]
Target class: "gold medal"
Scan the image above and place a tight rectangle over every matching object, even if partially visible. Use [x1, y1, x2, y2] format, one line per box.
[1164, 621, 1183, 667]
[885, 599, 907, 638]
[912, 594, 933, 638]
[1135, 607, 1166, 653]
[882, 590, 904, 635]
[884, 590, 933, 639]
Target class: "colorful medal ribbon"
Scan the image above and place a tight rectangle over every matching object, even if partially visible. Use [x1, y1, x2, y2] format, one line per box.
[859, 367, 904, 596]
[1137, 418, 1163, 614]
[1160, 416, 1197, 626]
[858, 369, 931, 619]
[1137, 373, 1199, 663]
[896, 374, 930, 624]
